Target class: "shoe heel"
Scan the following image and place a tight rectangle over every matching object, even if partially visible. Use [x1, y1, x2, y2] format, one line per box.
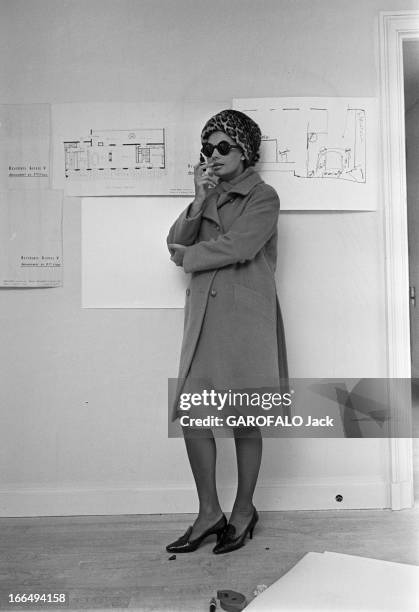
[215, 526, 226, 542]
[249, 509, 259, 539]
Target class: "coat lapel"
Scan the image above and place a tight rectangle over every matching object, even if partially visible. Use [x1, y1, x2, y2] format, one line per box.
[217, 167, 264, 209]
[201, 187, 223, 226]
[201, 168, 264, 227]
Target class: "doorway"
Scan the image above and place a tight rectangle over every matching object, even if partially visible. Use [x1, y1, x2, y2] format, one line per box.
[403, 39, 419, 502]
[379, 11, 419, 509]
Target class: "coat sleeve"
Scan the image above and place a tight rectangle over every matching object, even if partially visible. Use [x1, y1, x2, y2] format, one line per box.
[166, 203, 203, 250]
[182, 185, 279, 273]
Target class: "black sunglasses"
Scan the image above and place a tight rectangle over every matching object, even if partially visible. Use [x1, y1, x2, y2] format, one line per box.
[201, 141, 241, 157]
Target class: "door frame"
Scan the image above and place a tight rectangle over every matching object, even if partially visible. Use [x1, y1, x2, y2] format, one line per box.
[379, 11, 419, 509]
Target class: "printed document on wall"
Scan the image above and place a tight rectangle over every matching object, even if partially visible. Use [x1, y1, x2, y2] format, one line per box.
[52, 101, 228, 197]
[0, 104, 50, 190]
[0, 190, 63, 287]
[233, 97, 378, 210]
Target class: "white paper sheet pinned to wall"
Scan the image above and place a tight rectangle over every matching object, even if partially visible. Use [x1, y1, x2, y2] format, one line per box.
[233, 97, 378, 210]
[0, 190, 63, 287]
[52, 101, 228, 197]
[0, 104, 51, 190]
[245, 551, 419, 611]
[81, 197, 190, 308]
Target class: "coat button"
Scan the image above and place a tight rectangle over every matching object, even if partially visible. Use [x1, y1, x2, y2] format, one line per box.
[186, 288, 190, 296]
[210, 289, 217, 297]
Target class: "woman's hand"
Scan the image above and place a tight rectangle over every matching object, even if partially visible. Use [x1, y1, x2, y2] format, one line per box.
[168, 243, 187, 266]
[192, 161, 219, 209]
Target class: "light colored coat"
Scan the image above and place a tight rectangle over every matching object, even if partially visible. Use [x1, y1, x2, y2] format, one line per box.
[167, 167, 288, 421]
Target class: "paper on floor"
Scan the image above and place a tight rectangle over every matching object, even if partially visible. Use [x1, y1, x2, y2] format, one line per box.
[245, 551, 419, 611]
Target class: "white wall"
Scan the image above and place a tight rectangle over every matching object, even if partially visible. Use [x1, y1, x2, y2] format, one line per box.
[1, 0, 417, 517]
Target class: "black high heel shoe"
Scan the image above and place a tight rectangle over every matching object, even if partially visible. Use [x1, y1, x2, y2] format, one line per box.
[166, 514, 227, 553]
[212, 508, 259, 554]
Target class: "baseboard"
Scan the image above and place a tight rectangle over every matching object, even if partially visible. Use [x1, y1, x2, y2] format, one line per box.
[0, 477, 391, 517]
[390, 480, 415, 510]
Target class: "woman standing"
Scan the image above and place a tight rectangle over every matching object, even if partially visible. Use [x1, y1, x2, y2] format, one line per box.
[167, 109, 288, 554]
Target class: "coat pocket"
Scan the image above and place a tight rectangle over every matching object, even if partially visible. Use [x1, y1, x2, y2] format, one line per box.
[233, 283, 274, 322]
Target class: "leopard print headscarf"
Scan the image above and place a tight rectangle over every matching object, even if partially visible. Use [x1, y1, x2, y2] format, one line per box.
[201, 109, 261, 166]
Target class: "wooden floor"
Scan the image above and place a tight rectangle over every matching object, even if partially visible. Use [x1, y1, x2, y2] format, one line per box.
[1, 384, 418, 611]
[0, 508, 418, 611]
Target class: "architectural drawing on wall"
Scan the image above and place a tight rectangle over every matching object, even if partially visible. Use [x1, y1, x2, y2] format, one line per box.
[305, 107, 365, 182]
[52, 101, 229, 196]
[252, 106, 366, 182]
[63, 128, 166, 181]
[233, 97, 377, 210]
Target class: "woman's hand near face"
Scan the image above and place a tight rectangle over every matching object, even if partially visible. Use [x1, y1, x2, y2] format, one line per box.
[189, 161, 218, 215]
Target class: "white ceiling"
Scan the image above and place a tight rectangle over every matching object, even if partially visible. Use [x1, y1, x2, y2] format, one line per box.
[404, 40, 419, 112]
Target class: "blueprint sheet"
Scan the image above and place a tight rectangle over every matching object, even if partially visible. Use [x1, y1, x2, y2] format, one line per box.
[52, 101, 228, 197]
[0, 104, 50, 190]
[82, 197, 189, 308]
[0, 190, 63, 287]
[245, 551, 419, 611]
[233, 97, 378, 210]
